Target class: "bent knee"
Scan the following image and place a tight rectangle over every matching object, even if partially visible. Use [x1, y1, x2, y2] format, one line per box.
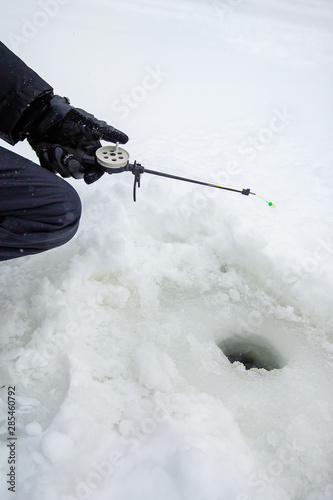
[58, 183, 82, 230]
[42, 182, 82, 250]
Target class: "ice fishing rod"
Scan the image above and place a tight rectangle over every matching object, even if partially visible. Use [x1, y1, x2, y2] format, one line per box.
[92, 143, 276, 207]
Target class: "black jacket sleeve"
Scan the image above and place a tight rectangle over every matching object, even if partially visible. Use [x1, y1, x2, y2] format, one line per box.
[0, 42, 53, 145]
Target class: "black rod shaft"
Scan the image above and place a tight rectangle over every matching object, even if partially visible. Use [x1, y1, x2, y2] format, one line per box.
[135, 166, 252, 196]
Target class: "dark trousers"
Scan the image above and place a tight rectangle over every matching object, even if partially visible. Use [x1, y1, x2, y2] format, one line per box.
[0, 146, 81, 261]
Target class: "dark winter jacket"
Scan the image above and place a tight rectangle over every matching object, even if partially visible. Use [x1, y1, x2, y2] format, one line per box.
[0, 42, 53, 145]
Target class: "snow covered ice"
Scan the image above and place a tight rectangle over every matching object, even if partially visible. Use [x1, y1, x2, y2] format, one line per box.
[1, 0, 333, 499]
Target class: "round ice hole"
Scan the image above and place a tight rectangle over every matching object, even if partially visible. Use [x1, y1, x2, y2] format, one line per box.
[218, 335, 285, 371]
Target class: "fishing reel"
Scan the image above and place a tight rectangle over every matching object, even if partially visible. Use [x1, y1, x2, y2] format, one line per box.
[95, 143, 130, 173]
[95, 143, 145, 201]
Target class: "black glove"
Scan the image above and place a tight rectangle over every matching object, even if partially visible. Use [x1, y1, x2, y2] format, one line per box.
[25, 95, 128, 183]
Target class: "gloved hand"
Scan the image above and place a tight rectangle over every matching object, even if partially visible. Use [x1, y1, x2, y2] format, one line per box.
[35, 142, 104, 184]
[26, 95, 128, 184]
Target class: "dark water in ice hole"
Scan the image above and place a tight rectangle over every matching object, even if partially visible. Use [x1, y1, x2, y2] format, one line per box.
[218, 335, 285, 371]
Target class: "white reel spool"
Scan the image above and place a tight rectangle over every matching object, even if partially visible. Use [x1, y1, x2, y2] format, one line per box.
[95, 142, 130, 173]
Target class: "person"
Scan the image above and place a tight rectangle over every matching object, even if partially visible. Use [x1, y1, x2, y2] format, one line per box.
[0, 42, 128, 261]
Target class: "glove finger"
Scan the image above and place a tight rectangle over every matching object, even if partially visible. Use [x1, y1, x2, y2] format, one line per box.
[65, 158, 85, 179]
[54, 146, 85, 179]
[36, 143, 59, 172]
[84, 168, 105, 185]
[50, 146, 71, 178]
[38, 148, 51, 170]
[68, 108, 129, 144]
[97, 124, 129, 144]
[54, 146, 64, 165]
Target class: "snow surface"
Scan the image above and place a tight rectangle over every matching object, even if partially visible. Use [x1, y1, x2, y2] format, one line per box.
[1, 0, 333, 499]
